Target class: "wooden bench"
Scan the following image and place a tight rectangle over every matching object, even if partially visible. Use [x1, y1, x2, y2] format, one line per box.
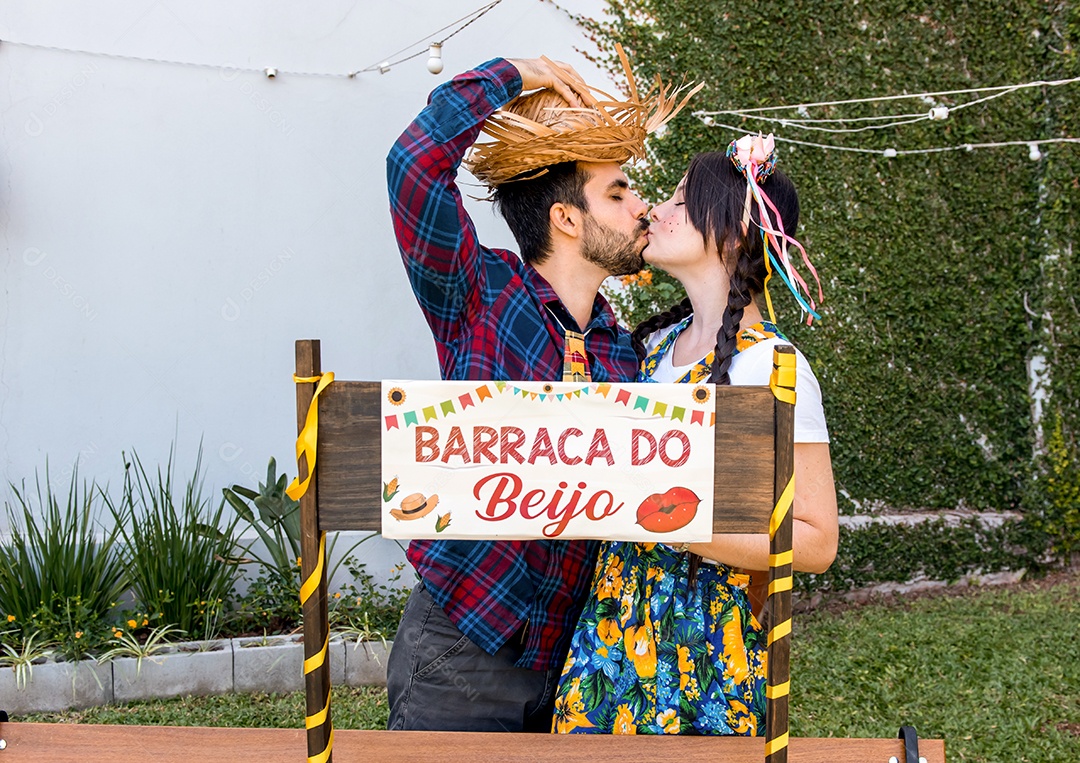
[0, 340, 945, 762]
[0, 720, 943, 762]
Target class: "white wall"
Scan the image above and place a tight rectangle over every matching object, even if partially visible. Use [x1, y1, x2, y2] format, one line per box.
[0, 0, 612, 551]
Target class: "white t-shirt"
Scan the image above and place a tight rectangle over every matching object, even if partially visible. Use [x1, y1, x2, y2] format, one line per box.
[644, 327, 829, 443]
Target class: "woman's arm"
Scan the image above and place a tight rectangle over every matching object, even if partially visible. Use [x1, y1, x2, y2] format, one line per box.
[687, 442, 839, 573]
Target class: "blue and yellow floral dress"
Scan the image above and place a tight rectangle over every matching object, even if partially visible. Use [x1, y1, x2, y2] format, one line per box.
[552, 319, 783, 735]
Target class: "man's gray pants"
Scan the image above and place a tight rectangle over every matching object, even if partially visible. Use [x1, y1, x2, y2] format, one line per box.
[386, 582, 560, 732]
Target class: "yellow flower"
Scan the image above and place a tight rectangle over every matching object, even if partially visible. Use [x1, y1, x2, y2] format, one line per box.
[657, 708, 680, 734]
[624, 623, 656, 679]
[613, 704, 637, 735]
[143, 618, 149, 626]
[334, 592, 341, 599]
[553, 678, 594, 733]
[6, 614, 15, 622]
[596, 618, 622, 646]
[127, 619, 138, 629]
[619, 593, 634, 626]
[595, 555, 623, 600]
[723, 609, 749, 685]
[75, 631, 83, 639]
[727, 699, 756, 735]
[620, 269, 652, 287]
[678, 645, 695, 690]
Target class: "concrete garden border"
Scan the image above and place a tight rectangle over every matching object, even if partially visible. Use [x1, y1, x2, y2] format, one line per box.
[0, 658, 113, 714]
[0, 637, 391, 715]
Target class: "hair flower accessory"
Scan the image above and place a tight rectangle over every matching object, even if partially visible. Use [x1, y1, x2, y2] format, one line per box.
[728, 133, 778, 182]
[727, 133, 823, 326]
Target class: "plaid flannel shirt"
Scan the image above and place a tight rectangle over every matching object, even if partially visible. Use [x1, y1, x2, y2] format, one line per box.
[386, 58, 640, 670]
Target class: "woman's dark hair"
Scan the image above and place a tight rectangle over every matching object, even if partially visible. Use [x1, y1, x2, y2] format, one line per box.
[630, 150, 800, 583]
[492, 162, 590, 265]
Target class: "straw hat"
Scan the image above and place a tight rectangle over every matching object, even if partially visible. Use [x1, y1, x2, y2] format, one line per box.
[465, 45, 703, 187]
[389, 492, 439, 522]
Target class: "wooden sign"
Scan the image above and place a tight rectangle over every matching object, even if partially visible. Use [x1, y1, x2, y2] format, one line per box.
[380, 380, 717, 542]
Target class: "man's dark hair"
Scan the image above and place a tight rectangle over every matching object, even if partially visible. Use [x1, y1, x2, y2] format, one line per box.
[491, 162, 590, 265]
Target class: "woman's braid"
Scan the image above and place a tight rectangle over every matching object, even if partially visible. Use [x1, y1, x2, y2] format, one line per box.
[710, 246, 761, 386]
[631, 296, 693, 363]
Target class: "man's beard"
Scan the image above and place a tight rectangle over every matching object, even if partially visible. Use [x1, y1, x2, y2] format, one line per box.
[580, 216, 648, 276]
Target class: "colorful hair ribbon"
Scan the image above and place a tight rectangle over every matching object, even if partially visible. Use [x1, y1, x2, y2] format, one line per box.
[727, 134, 823, 325]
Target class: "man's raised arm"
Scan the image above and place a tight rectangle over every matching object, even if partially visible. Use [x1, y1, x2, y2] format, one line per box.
[386, 59, 521, 345]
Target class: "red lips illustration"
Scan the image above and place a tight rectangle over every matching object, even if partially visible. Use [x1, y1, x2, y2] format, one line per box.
[636, 487, 701, 533]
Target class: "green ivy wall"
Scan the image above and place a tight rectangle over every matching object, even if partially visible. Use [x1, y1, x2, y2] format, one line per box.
[583, 1, 1079, 530]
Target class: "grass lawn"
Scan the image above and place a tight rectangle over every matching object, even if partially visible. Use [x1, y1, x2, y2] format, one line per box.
[16, 570, 1080, 762]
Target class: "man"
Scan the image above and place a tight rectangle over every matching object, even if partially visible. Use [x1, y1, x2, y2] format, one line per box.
[385, 52, 697, 732]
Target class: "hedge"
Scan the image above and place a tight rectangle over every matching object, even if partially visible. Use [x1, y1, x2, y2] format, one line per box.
[572, 2, 1079, 566]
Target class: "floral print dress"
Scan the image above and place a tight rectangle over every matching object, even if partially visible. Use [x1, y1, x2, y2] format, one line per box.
[552, 319, 783, 736]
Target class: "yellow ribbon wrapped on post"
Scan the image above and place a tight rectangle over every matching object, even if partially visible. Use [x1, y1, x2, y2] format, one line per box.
[288, 372, 334, 763]
[287, 372, 334, 501]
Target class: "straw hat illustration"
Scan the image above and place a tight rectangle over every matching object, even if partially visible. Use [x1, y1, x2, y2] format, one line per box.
[390, 492, 439, 522]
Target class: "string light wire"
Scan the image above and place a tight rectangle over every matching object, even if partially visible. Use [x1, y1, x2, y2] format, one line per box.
[0, 0, 506, 78]
[702, 120, 1080, 156]
[696, 75, 1080, 117]
[359, 0, 503, 73]
[722, 80, 1077, 134]
[694, 76, 1080, 156]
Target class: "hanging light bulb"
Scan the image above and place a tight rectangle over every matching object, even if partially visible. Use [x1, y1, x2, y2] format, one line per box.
[378, 61, 391, 74]
[1028, 142, 1043, 161]
[883, 148, 898, 158]
[427, 43, 443, 75]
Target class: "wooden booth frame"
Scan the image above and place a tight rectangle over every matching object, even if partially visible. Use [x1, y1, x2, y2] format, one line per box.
[0, 340, 945, 763]
[286, 340, 943, 763]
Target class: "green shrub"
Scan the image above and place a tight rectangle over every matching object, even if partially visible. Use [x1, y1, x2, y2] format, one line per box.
[797, 516, 1035, 597]
[329, 557, 414, 641]
[106, 447, 242, 640]
[1027, 415, 1080, 562]
[222, 458, 303, 595]
[0, 467, 127, 658]
[603, 267, 686, 329]
[230, 567, 302, 635]
[222, 457, 391, 636]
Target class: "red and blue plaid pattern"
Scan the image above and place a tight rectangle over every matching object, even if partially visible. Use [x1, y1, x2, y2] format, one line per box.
[386, 59, 640, 670]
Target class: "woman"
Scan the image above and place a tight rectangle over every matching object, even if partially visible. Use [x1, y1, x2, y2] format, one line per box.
[552, 135, 839, 736]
